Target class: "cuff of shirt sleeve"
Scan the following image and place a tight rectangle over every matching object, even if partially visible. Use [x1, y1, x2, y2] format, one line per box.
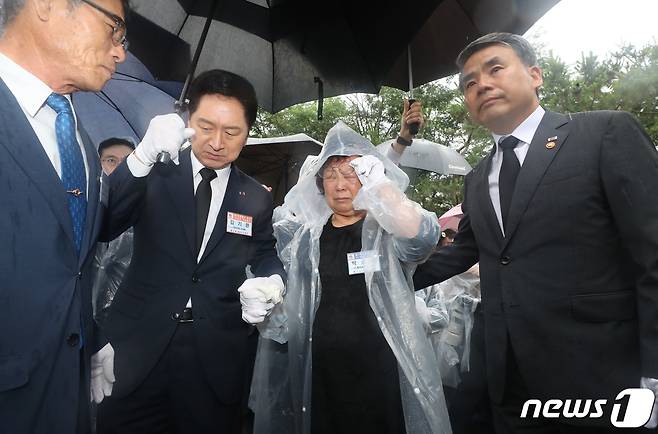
[127, 152, 153, 177]
[385, 143, 402, 165]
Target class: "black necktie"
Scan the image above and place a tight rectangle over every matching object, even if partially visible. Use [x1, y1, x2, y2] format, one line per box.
[498, 135, 521, 232]
[195, 167, 217, 257]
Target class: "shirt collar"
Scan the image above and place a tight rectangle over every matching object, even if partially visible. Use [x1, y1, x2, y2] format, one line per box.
[190, 148, 231, 180]
[491, 105, 546, 148]
[0, 52, 60, 117]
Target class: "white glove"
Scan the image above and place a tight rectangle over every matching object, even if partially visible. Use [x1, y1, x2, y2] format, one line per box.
[350, 155, 386, 186]
[641, 377, 658, 428]
[414, 295, 431, 333]
[134, 114, 195, 165]
[238, 274, 285, 324]
[90, 343, 115, 404]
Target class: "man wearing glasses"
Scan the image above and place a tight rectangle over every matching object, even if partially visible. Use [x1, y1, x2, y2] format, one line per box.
[0, 1, 128, 433]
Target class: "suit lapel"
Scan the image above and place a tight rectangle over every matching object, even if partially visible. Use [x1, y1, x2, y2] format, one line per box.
[198, 165, 241, 265]
[163, 147, 196, 256]
[78, 125, 101, 265]
[0, 79, 77, 253]
[502, 111, 570, 249]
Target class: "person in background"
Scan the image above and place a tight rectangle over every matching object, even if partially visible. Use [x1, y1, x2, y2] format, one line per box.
[92, 137, 135, 323]
[439, 228, 457, 247]
[0, 1, 128, 432]
[99, 137, 134, 176]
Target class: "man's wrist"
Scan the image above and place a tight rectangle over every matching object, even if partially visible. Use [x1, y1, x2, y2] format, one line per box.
[396, 134, 413, 147]
[127, 152, 153, 177]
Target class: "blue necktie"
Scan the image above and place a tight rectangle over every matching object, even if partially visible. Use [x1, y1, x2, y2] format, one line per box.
[46, 93, 87, 255]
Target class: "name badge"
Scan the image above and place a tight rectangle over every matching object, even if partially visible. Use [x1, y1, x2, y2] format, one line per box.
[226, 212, 253, 236]
[347, 250, 381, 275]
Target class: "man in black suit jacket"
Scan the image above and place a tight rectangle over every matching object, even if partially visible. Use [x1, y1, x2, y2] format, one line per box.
[96, 69, 285, 434]
[414, 33, 658, 433]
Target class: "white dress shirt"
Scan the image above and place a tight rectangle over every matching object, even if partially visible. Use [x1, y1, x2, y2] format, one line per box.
[0, 52, 89, 193]
[488, 105, 545, 235]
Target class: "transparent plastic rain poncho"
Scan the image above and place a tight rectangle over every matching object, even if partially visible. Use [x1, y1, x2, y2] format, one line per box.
[416, 264, 481, 388]
[91, 229, 133, 323]
[250, 121, 452, 434]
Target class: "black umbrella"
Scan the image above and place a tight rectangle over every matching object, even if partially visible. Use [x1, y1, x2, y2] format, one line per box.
[384, 0, 561, 91]
[235, 134, 322, 206]
[126, 0, 444, 113]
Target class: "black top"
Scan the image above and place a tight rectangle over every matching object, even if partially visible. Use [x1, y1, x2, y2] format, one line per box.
[311, 217, 406, 434]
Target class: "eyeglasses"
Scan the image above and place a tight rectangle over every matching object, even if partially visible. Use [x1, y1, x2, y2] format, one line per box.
[81, 0, 129, 50]
[319, 164, 359, 182]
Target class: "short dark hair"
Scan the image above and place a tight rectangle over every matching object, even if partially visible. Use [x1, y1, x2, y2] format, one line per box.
[456, 32, 538, 92]
[186, 69, 258, 130]
[98, 137, 135, 156]
[1, 0, 131, 29]
[441, 228, 457, 239]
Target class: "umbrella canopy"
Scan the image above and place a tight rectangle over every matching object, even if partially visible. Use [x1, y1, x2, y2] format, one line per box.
[126, 0, 443, 112]
[125, 0, 559, 112]
[384, 0, 561, 91]
[376, 139, 472, 176]
[72, 53, 181, 146]
[438, 203, 463, 231]
[235, 133, 323, 206]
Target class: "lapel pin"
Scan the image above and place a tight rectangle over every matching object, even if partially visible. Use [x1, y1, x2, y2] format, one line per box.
[239, 191, 246, 197]
[546, 136, 558, 149]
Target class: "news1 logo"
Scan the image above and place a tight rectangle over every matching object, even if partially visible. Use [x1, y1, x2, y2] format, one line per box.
[521, 389, 655, 428]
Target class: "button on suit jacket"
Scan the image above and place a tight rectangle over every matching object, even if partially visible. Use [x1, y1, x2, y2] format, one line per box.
[0, 79, 104, 434]
[414, 111, 658, 419]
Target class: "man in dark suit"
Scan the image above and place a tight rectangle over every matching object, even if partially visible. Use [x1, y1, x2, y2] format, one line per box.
[414, 33, 658, 433]
[96, 69, 285, 434]
[0, 1, 128, 433]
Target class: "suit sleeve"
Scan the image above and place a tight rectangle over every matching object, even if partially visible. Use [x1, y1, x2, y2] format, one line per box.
[249, 191, 286, 279]
[413, 174, 480, 290]
[99, 160, 147, 242]
[600, 111, 658, 378]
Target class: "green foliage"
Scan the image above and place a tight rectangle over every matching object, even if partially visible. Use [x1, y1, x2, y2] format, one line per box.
[251, 97, 350, 141]
[252, 42, 658, 217]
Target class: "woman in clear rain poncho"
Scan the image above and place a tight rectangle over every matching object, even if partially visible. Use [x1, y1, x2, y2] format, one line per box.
[249, 121, 452, 434]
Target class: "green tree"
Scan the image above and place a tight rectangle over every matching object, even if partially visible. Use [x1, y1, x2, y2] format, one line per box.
[251, 97, 349, 141]
[252, 42, 658, 217]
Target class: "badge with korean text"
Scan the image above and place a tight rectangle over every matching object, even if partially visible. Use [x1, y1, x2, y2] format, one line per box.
[226, 212, 253, 236]
[347, 250, 381, 275]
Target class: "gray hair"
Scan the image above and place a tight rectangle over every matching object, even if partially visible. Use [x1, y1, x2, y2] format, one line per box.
[1, 0, 130, 32]
[456, 32, 538, 92]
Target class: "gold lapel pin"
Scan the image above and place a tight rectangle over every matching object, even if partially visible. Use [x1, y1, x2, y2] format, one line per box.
[546, 136, 558, 149]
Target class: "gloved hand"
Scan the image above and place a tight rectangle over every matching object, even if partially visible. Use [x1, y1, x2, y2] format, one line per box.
[350, 155, 386, 186]
[641, 377, 658, 428]
[90, 343, 115, 404]
[134, 114, 195, 166]
[238, 274, 285, 324]
[414, 295, 431, 333]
